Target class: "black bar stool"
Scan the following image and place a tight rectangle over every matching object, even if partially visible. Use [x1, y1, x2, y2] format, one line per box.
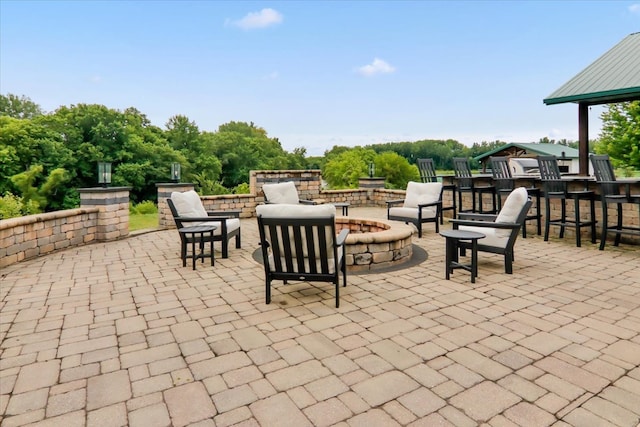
[417, 158, 456, 223]
[538, 155, 596, 247]
[453, 157, 496, 214]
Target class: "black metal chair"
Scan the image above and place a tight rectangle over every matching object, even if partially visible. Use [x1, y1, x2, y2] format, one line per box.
[589, 154, 640, 250]
[256, 204, 349, 308]
[386, 181, 442, 237]
[537, 156, 596, 247]
[167, 193, 241, 259]
[417, 158, 456, 223]
[453, 157, 496, 214]
[449, 187, 532, 274]
[490, 156, 542, 238]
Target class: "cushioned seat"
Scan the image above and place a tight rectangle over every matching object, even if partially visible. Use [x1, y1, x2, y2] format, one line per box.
[387, 181, 442, 237]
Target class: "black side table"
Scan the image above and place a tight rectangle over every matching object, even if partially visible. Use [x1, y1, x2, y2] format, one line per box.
[178, 225, 217, 270]
[333, 202, 350, 216]
[439, 229, 485, 283]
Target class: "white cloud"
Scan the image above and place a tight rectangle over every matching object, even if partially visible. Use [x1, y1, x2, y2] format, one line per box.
[356, 58, 396, 77]
[629, 4, 640, 13]
[228, 8, 283, 30]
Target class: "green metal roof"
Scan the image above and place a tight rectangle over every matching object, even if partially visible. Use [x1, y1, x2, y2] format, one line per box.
[474, 143, 581, 162]
[544, 32, 640, 105]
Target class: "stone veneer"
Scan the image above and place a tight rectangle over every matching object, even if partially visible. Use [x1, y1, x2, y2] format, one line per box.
[1, 187, 130, 269]
[336, 217, 414, 272]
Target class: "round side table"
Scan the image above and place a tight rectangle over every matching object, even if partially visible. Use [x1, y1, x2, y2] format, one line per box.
[178, 225, 217, 270]
[439, 229, 485, 283]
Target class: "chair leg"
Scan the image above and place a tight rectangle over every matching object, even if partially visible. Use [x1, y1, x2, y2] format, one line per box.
[599, 201, 608, 250]
[335, 280, 339, 308]
[559, 201, 566, 239]
[544, 198, 551, 242]
[615, 203, 623, 246]
[222, 238, 229, 259]
[505, 251, 513, 274]
[535, 192, 542, 235]
[590, 197, 597, 244]
[236, 233, 241, 249]
[574, 197, 582, 247]
[266, 279, 271, 304]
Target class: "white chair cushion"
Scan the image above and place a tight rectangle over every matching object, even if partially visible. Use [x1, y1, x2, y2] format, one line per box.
[389, 206, 437, 220]
[256, 203, 336, 218]
[459, 225, 509, 248]
[171, 190, 207, 217]
[403, 182, 442, 208]
[262, 181, 300, 204]
[213, 218, 240, 236]
[495, 187, 528, 238]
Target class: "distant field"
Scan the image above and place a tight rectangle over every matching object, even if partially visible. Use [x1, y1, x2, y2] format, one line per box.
[129, 213, 158, 231]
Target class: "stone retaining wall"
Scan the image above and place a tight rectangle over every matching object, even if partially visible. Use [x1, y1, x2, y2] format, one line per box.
[0, 208, 100, 268]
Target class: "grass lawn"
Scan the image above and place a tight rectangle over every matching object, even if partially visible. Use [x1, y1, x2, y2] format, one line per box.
[129, 213, 158, 231]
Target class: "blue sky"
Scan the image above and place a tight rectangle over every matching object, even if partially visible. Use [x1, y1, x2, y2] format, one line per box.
[1, 1, 639, 155]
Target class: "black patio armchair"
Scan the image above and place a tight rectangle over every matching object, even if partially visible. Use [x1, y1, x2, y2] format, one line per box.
[167, 191, 241, 259]
[256, 203, 349, 308]
[449, 187, 532, 274]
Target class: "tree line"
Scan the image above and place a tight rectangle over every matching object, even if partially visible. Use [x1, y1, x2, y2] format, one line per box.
[1, 94, 637, 218]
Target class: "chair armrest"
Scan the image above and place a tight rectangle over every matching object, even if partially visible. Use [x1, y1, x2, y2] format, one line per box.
[336, 229, 350, 246]
[207, 209, 241, 218]
[457, 213, 497, 221]
[299, 199, 317, 205]
[386, 199, 405, 207]
[417, 201, 442, 209]
[175, 216, 226, 223]
[450, 219, 519, 230]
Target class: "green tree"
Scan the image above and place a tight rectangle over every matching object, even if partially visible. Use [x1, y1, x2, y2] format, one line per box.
[374, 151, 420, 189]
[0, 94, 43, 119]
[595, 101, 640, 170]
[10, 165, 69, 212]
[322, 148, 377, 189]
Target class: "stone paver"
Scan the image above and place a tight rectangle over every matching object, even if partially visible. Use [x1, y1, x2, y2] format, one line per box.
[1, 207, 639, 426]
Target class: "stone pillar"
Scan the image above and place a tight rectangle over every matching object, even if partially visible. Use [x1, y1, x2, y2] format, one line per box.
[157, 183, 195, 229]
[359, 177, 385, 206]
[79, 187, 131, 241]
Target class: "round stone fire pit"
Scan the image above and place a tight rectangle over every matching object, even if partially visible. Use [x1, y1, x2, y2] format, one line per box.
[336, 217, 414, 272]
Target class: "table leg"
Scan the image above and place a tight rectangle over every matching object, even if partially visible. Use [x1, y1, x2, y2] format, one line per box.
[445, 238, 452, 280]
[471, 239, 478, 283]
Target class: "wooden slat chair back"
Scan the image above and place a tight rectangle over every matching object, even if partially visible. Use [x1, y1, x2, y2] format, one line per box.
[256, 204, 349, 308]
[417, 158, 438, 183]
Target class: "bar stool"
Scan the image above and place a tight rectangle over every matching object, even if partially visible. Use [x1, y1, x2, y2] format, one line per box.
[417, 158, 456, 223]
[537, 155, 596, 247]
[590, 154, 640, 250]
[453, 157, 496, 214]
[490, 156, 542, 237]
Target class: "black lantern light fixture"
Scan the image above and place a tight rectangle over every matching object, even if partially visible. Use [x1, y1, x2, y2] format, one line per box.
[368, 162, 375, 178]
[98, 162, 112, 187]
[171, 162, 181, 183]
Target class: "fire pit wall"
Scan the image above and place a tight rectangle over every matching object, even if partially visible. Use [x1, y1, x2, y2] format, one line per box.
[336, 218, 414, 272]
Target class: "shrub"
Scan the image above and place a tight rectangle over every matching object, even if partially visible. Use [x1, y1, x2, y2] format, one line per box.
[0, 192, 39, 219]
[130, 200, 157, 214]
[233, 183, 250, 194]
